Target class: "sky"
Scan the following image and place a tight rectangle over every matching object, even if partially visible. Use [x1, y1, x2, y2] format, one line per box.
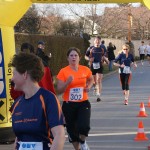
[36, 3, 141, 19]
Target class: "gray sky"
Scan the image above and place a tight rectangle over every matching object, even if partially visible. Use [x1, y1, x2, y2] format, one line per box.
[36, 3, 141, 19]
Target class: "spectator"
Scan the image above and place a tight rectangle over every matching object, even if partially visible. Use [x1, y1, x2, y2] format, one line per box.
[10, 43, 35, 99]
[107, 42, 116, 71]
[10, 42, 55, 100]
[36, 41, 51, 66]
[101, 40, 107, 56]
[36, 41, 55, 93]
[21, 43, 34, 53]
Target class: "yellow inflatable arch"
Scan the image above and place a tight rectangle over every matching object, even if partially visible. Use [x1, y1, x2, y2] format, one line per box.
[0, 0, 149, 128]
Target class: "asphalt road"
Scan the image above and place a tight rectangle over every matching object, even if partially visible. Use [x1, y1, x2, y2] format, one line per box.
[1, 61, 150, 150]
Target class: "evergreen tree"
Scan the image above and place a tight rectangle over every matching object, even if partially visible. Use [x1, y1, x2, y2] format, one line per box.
[14, 4, 40, 34]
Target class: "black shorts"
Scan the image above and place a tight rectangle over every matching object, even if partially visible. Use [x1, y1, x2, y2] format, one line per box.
[140, 54, 145, 60]
[62, 100, 91, 143]
[91, 63, 103, 75]
[147, 54, 150, 57]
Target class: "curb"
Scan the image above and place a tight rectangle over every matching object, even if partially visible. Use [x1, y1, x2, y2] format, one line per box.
[103, 69, 118, 79]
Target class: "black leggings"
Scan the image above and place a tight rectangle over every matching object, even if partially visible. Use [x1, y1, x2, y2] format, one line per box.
[62, 101, 91, 143]
[119, 73, 132, 90]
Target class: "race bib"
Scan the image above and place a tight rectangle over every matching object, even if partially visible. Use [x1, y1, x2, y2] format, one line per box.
[93, 62, 100, 69]
[123, 66, 131, 74]
[18, 142, 43, 150]
[69, 87, 83, 101]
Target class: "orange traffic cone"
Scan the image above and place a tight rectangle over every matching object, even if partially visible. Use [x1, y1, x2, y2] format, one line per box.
[137, 102, 148, 117]
[134, 121, 149, 141]
[147, 97, 150, 107]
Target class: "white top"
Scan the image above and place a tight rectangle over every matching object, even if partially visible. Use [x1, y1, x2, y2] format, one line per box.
[146, 45, 150, 54]
[138, 45, 146, 54]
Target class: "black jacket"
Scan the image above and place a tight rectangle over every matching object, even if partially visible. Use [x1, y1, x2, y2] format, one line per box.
[107, 46, 116, 61]
[36, 48, 50, 66]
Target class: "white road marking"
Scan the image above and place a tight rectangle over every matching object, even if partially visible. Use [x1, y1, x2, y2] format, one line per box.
[65, 131, 150, 138]
[88, 131, 150, 136]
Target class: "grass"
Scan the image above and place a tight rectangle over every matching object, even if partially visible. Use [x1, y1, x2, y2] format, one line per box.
[103, 63, 118, 74]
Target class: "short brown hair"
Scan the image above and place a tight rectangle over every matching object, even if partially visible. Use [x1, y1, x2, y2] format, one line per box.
[67, 47, 81, 57]
[21, 43, 34, 53]
[10, 52, 44, 82]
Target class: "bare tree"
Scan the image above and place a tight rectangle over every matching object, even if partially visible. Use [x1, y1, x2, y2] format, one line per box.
[97, 5, 150, 40]
[36, 4, 63, 35]
[63, 4, 103, 36]
[132, 6, 150, 40]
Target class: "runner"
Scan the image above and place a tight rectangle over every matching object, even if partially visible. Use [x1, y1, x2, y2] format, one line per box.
[85, 36, 108, 102]
[114, 44, 137, 105]
[57, 47, 93, 150]
[145, 41, 150, 65]
[10, 53, 65, 150]
[138, 41, 146, 65]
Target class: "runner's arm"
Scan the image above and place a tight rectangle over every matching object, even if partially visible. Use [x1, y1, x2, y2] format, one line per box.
[131, 62, 137, 68]
[114, 62, 125, 68]
[50, 125, 65, 150]
[85, 47, 93, 61]
[102, 56, 109, 64]
[113, 62, 121, 67]
[85, 55, 90, 61]
[85, 75, 94, 92]
[113, 54, 122, 67]
[14, 137, 17, 150]
[57, 76, 73, 94]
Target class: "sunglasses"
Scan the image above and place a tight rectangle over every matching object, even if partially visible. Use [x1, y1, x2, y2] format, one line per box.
[123, 49, 128, 50]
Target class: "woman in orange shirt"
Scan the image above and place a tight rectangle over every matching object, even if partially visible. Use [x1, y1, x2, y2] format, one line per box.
[57, 47, 93, 150]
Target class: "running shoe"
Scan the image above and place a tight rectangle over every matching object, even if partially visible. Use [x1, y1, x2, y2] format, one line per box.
[93, 90, 97, 96]
[124, 100, 128, 105]
[97, 97, 101, 102]
[142, 62, 143, 66]
[80, 141, 90, 150]
[93, 87, 98, 96]
[96, 94, 101, 102]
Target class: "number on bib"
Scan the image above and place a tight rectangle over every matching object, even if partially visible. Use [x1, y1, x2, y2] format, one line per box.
[93, 62, 100, 69]
[123, 66, 131, 74]
[69, 88, 83, 101]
